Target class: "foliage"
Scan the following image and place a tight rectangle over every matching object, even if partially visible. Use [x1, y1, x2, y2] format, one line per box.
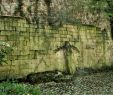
[89, 0, 113, 39]
[0, 42, 13, 65]
[14, 0, 25, 17]
[89, 0, 113, 17]
[0, 81, 41, 95]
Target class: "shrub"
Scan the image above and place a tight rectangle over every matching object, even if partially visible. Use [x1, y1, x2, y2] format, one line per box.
[0, 42, 13, 64]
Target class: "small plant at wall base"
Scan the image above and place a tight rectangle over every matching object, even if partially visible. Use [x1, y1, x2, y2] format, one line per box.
[0, 42, 13, 65]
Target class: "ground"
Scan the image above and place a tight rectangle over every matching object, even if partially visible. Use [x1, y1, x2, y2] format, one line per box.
[0, 70, 113, 95]
[39, 71, 113, 95]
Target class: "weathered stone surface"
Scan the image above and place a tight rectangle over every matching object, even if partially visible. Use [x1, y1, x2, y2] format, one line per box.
[0, 0, 110, 30]
[0, 16, 112, 79]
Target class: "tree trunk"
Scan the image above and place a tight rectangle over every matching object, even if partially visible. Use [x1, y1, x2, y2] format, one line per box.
[106, 0, 113, 39]
[45, 0, 51, 26]
[110, 17, 113, 39]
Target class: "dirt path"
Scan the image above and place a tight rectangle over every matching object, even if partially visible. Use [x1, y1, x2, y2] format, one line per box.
[38, 71, 113, 95]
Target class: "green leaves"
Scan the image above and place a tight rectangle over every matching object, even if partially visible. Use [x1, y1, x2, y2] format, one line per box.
[0, 42, 13, 65]
[90, 0, 113, 14]
[0, 82, 42, 95]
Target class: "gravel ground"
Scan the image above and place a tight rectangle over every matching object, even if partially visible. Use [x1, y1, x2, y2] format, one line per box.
[38, 71, 113, 95]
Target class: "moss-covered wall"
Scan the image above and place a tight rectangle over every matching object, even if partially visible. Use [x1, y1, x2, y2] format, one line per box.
[0, 16, 112, 79]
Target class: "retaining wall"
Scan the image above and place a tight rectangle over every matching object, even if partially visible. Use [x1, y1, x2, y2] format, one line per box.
[0, 16, 112, 79]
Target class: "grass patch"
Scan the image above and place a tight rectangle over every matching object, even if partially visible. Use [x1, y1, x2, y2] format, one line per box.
[0, 81, 42, 95]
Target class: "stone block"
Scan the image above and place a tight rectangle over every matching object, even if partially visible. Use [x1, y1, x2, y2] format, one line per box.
[0, 24, 5, 30]
[10, 60, 20, 66]
[12, 22, 18, 27]
[7, 34, 19, 41]
[7, 55, 18, 60]
[1, 31, 12, 35]
[0, 66, 11, 72]
[0, 35, 7, 41]
[17, 55, 29, 60]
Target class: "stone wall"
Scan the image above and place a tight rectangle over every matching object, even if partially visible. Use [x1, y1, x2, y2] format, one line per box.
[0, 16, 112, 79]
